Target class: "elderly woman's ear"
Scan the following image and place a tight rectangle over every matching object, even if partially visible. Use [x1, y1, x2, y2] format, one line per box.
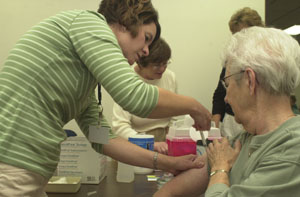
[245, 68, 256, 95]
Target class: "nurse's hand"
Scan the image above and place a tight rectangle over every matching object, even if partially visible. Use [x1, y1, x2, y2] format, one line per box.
[190, 103, 211, 131]
[162, 154, 205, 175]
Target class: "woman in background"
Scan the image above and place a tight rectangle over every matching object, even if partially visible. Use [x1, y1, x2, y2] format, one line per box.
[112, 38, 176, 155]
[0, 0, 210, 196]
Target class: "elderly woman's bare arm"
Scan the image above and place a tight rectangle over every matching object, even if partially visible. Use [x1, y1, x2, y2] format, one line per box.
[154, 155, 209, 197]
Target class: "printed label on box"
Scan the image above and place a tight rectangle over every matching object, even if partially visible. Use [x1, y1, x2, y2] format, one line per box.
[57, 137, 107, 184]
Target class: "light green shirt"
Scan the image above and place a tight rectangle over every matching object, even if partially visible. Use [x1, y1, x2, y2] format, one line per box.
[206, 116, 300, 197]
[0, 10, 158, 178]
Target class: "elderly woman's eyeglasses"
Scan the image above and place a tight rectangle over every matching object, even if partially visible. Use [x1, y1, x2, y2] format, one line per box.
[221, 70, 245, 89]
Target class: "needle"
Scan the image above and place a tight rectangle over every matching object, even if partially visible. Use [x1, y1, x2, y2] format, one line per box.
[200, 131, 207, 147]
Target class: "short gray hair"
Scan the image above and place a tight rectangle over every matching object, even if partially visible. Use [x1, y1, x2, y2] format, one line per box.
[222, 26, 300, 95]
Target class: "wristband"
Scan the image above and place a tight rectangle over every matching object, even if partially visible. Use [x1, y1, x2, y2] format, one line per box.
[210, 169, 229, 177]
[153, 152, 158, 170]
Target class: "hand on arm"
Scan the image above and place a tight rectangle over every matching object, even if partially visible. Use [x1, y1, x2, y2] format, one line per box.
[154, 155, 209, 197]
[206, 138, 241, 187]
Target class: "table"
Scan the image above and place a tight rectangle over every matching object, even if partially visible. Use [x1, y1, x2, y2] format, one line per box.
[47, 160, 163, 197]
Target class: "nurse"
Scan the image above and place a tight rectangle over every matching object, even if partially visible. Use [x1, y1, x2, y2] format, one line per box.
[0, 0, 210, 196]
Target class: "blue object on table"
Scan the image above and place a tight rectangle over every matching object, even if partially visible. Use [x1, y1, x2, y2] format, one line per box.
[128, 135, 154, 151]
[64, 129, 77, 137]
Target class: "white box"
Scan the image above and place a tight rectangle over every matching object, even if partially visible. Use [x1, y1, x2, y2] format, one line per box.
[57, 137, 107, 184]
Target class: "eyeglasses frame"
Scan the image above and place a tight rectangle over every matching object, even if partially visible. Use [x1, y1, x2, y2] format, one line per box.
[221, 70, 245, 89]
[152, 60, 172, 69]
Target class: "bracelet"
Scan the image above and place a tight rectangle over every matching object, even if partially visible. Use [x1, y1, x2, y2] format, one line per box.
[153, 152, 158, 170]
[210, 169, 229, 177]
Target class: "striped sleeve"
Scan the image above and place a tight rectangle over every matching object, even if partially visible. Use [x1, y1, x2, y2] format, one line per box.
[69, 11, 158, 118]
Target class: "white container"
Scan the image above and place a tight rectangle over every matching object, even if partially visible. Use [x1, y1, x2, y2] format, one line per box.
[134, 166, 153, 174]
[128, 134, 154, 174]
[116, 161, 134, 183]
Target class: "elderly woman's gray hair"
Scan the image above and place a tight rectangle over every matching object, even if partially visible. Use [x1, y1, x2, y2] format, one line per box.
[222, 26, 300, 95]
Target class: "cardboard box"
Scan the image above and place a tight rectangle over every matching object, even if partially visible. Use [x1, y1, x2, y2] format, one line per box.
[57, 137, 107, 184]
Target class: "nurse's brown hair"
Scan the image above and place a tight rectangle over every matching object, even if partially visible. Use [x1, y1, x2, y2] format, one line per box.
[98, 0, 161, 43]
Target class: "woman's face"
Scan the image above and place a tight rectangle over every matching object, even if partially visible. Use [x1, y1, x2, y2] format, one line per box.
[224, 65, 251, 126]
[224, 68, 243, 124]
[118, 23, 157, 65]
[137, 62, 168, 80]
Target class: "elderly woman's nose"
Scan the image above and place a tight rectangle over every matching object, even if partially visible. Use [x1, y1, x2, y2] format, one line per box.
[224, 94, 228, 103]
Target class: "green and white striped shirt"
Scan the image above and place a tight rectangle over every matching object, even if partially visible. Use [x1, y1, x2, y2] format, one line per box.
[0, 10, 158, 178]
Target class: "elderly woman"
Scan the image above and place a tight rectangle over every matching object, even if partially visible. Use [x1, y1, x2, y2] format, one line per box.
[155, 26, 300, 197]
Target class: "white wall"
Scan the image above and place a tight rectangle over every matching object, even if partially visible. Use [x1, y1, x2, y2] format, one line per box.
[151, 0, 264, 109]
[0, 0, 264, 130]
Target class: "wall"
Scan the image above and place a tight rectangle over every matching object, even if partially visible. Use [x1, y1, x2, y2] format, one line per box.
[265, 0, 300, 107]
[0, 0, 264, 132]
